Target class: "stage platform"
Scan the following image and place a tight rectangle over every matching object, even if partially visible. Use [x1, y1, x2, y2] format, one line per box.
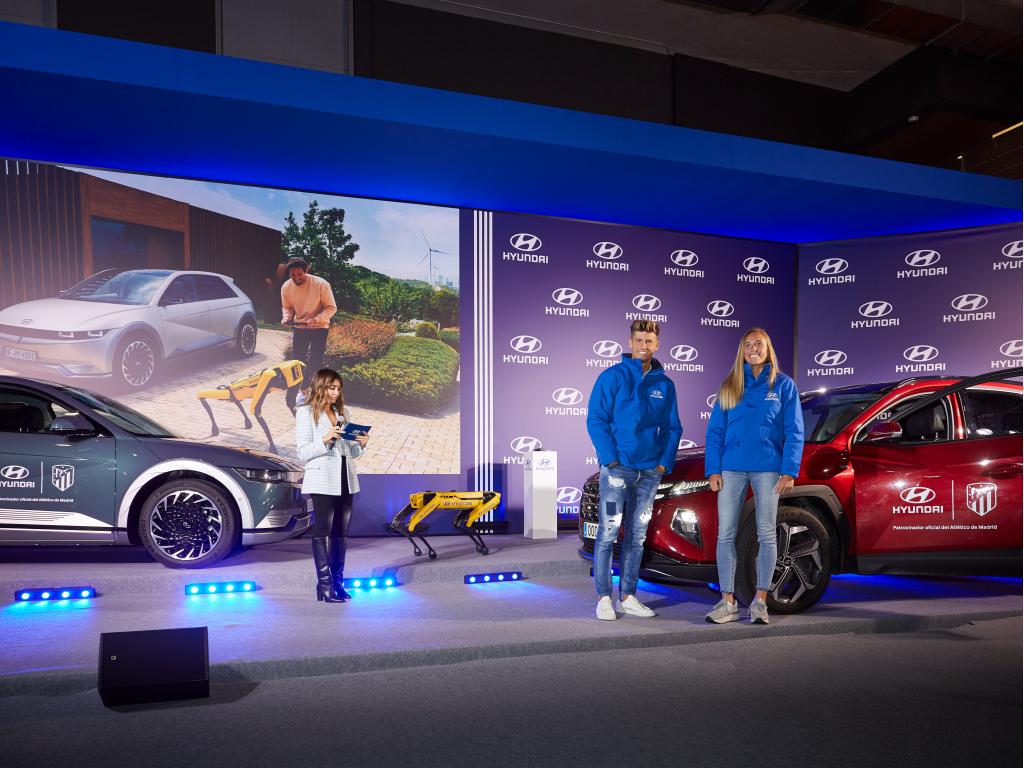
[1, 534, 1020, 698]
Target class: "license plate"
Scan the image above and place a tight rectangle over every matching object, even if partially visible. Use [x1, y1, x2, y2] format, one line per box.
[3, 346, 37, 362]
[582, 521, 598, 539]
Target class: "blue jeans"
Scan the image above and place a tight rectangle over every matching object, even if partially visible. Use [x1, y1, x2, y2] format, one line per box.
[715, 470, 780, 595]
[593, 464, 662, 599]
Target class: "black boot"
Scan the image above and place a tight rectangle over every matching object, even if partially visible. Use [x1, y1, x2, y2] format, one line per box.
[329, 537, 352, 600]
[312, 537, 344, 602]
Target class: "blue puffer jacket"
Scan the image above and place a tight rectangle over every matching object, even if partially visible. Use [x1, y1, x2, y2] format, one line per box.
[704, 363, 804, 478]
[587, 355, 683, 472]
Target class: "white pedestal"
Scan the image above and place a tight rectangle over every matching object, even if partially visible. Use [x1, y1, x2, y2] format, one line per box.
[523, 450, 558, 539]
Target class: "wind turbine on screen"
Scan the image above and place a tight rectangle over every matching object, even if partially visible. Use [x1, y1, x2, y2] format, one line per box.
[419, 230, 450, 286]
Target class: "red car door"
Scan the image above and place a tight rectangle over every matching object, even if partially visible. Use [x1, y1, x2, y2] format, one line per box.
[949, 384, 1023, 551]
[849, 390, 963, 555]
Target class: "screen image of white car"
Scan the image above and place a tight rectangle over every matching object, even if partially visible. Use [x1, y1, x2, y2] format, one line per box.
[0, 269, 258, 388]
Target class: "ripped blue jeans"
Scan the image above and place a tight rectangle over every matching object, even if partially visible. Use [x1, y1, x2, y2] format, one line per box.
[593, 463, 662, 599]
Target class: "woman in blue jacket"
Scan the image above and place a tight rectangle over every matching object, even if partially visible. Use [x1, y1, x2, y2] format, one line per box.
[704, 328, 803, 625]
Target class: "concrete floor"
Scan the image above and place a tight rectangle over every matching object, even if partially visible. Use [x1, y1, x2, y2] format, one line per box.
[0, 617, 1019, 768]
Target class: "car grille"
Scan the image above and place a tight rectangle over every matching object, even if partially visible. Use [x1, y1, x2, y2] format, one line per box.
[0, 324, 66, 340]
[580, 479, 599, 523]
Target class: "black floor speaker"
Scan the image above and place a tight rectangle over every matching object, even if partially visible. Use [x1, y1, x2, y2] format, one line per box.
[98, 626, 209, 706]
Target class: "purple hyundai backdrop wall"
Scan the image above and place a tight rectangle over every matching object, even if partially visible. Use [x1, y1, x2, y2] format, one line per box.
[461, 210, 796, 528]
[797, 223, 1023, 390]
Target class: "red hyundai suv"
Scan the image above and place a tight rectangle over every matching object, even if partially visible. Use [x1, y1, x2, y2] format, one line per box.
[578, 368, 1022, 613]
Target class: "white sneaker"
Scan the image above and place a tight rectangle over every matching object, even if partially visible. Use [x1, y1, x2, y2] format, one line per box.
[596, 595, 617, 621]
[616, 595, 656, 618]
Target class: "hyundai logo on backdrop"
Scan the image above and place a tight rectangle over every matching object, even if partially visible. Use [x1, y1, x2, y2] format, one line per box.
[587, 241, 628, 272]
[627, 293, 667, 323]
[701, 300, 739, 328]
[587, 340, 623, 369]
[556, 486, 582, 516]
[807, 349, 854, 378]
[0, 464, 34, 489]
[892, 485, 944, 514]
[993, 339, 1024, 369]
[503, 335, 549, 365]
[546, 387, 587, 417]
[679, 439, 697, 449]
[665, 344, 703, 373]
[808, 257, 855, 286]
[944, 293, 995, 324]
[995, 240, 1023, 270]
[502, 232, 548, 264]
[738, 257, 774, 284]
[546, 287, 589, 318]
[852, 300, 899, 328]
[898, 249, 947, 279]
[665, 249, 703, 278]
[700, 393, 718, 421]
[504, 435, 543, 465]
[897, 345, 945, 373]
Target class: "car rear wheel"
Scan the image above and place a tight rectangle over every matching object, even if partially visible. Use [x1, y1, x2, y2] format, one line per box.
[113, 334, 157, 388]
[236, 317, 257, 357]
[138, 479, 238, 568]
[736, 505, 832, 614]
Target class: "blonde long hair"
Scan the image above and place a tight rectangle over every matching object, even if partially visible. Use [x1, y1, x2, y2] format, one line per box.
[717, 328, 779, 411]
[307, 368, 345, 423]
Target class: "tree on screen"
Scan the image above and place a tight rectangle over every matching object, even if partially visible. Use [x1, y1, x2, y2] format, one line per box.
[282, 202, 361, 312]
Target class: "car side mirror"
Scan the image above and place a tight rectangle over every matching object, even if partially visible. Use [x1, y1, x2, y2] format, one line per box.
[50, 414, 96, 438]
[862, 419, 902, 444]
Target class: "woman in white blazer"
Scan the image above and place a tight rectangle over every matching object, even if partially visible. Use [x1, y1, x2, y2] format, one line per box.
[295, 368, 369, 602]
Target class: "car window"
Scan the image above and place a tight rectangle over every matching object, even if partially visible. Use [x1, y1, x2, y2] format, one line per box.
[55, 386, 177, 438]
[0, 388, 74, 433]
[801, 390, 881, 443]
[61, 269, 170, 305]
[161, 275, 200, 305]
[961, 387, 1022, 438]
[195, 275, 237, 300]
[881, 394, 952, 444]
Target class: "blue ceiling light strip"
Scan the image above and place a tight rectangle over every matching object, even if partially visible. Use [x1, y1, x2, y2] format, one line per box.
[15, 586, 95, 601]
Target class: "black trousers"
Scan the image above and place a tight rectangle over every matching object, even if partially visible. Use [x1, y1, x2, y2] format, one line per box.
[293, 327, 329, 390]
[309, 459, 353, 538]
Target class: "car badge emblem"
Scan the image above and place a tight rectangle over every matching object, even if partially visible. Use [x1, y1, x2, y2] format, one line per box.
[966, 483, 997, 517]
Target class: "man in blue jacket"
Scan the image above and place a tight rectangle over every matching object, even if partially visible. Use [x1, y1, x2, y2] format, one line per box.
[587, 320, 683, 621]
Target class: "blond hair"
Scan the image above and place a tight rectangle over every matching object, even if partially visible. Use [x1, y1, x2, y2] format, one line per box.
[630, 319, 660, 336]
[717, 328, 779, 411]
[307, 368, 344, 424]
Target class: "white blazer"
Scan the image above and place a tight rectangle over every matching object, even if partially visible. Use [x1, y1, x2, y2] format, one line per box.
[295, 405, 363, 496]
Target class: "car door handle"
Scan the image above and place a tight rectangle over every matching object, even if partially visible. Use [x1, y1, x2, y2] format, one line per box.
[982, 463, 1023, 479]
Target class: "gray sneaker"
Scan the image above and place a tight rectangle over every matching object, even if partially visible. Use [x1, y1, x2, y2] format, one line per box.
[704, 598, 739, 624]
[748, 598, 770, 624]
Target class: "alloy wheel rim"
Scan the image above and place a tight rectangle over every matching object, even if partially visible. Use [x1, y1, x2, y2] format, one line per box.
[150, 490, 224, 561]
[769, 521, 823, 604]
[241, 324, 257, 354]
[121, 341, 155, 387]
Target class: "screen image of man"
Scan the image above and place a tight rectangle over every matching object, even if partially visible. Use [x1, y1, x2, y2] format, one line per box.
[281, 257, 338, 402]
[586, 319, 683, 621]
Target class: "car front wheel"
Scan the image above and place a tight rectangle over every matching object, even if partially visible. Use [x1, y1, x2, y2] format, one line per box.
[138, 479, 238, 568]
[735, 505, 833, 614]
[113, 334, 158, 388]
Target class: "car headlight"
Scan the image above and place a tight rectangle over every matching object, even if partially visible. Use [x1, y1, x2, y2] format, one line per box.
[655, 479, 711, 501]
[56, 329, 112, 339]
[233, 467, 304, 484]
[670, 508, 702, 548]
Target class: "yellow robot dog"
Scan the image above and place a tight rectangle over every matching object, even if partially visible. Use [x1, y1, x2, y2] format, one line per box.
[197, 359, 305, 455]
[388, 491, 501, 559]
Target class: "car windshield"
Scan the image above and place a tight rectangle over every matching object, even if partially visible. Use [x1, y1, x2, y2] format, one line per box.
[56, 385, 177, 437]
[800, 388, 887, 443]
[60, 269, 171, 305]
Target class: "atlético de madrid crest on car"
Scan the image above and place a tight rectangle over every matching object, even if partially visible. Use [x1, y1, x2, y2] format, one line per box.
[51, 464, 75, 492]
